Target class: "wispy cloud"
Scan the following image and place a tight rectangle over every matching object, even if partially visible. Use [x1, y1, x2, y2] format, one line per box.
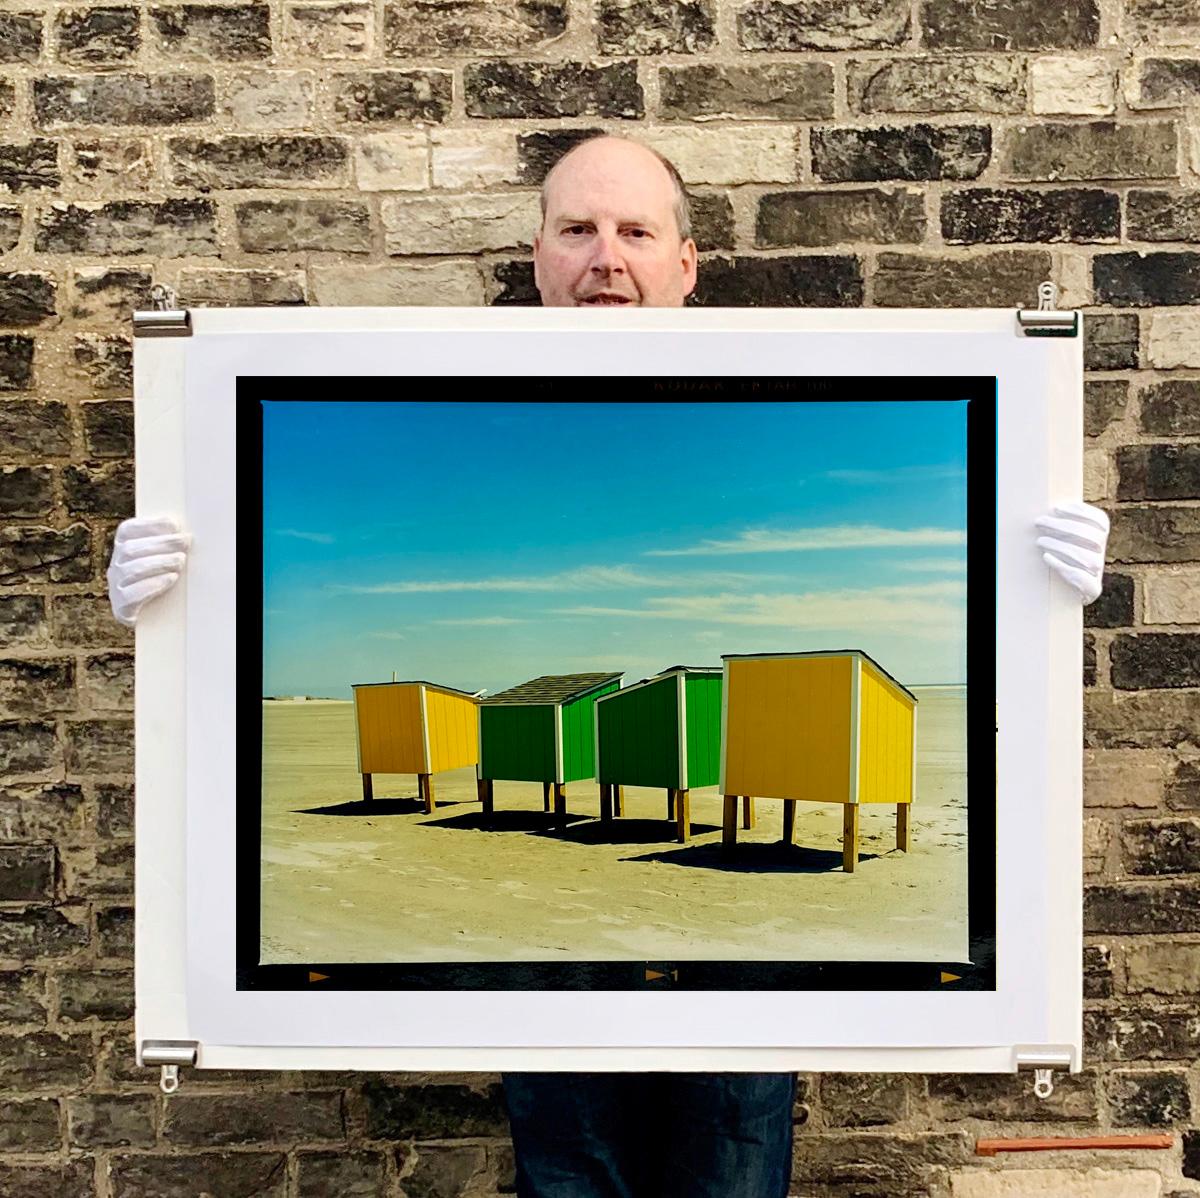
[275, 528, 334, 545]
[432, 616, 527, 626]
[895, 557, 968, 574]
[332, 564, 766, 596]
[555, 581, 965, 633]
[646, 526, 967, 558]
[823, 464, 966, 485]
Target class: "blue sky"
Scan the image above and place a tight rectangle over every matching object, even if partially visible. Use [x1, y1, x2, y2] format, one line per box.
[262, 400, 969, 697]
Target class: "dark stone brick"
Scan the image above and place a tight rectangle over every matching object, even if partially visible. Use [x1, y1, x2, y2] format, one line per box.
[921, 0, 1099, 48]
[383, 0, 567, 54]
[926, 1071, 1098, 1121]
[598, 0, 715, 53]
[1118, 444, 1200, 501]
[1167, 761, 1200, 812]
[332, 70, 451, 123]
[691, 255, 864, 307]
[491, 260, 538, 306]
[0, 82, 13, 124]
[1096, 252, 1200, 307]
[168, 135, 350, 189]
[1005, 122, 1178, 182]
[789, 1131, 972, 1194]
[64, 718, 133, 774]
[0, 782, 86, 840]
[96, 905, 132, 958]
[56, 7, 140, 63]
[97, 782, 133, 837]
[36, 199, 218, 256]
[874, 250, 1051, 307]
[1127, 0, 1200, 39]
[0, 466, 53, 517]
[71, 268, 153, 323]
[70, 139, 154, 189]
[50, 593, 132, 648]
[1129, 191, 1200, 242]
[0, 272, 56, 326]
[851, 55, 1025, 114]
[0, 907, 88, 959]
[164, 1092, 347, 1145]
[1084, 632, 1096, 687]
[0, 969, 48, 1021]
[0, 594, 46, 647]
[73, 333, 133, 393]
[1085, 379, 1128, 438]
[0, 402, 68, 458]
[819, 1073, 907, 1126]
[465, 61, 643, 120]
[1085, 573, 1133, 629]
[516, 128, 604, 185]
[150, 4, 270, 59]
[0, 141, 61, 194]
[0, 525, 91, 584]
[363, 1081, 508, 1139]
[1084, 312, 1138, 371]
[63, 462, 133, 517]
[660, 63, 833, 120]
[236, 199, 371, 253]
[58, 969, 133, 1021]
[1124, 817, 1200, 874]
[1141, 380, 1200, 436]
[1139, 58, 1200, 106]
[1084, 1007, 1200, 1060]
[0, 1098, 58, 1150]
[0, 719, 59, 775]
[82, 401, 133, 458]
[296, 1150, 389, 1198]
[813, 124, 990, 182]
[689, 192, 734, 252]
[758, 189, 924, 247]
[63, 841, 133, 898]
[0, 1031, 91, 1087]
[1188, 1130, 1200, 1181]
[1083, 943, 1112, 998]
[1086, 880, 1200, 933]
[68, 1094, 154, 1147]
[1111, 633, 1200, 689]
[0, 207, 19, 253]
[0, 336, 34, 391]
[942, 187, 1118, 244]
[0, 1162, 93, 1198]
[738, 0, 908, 49]
[109, 1153, 288, 1198]
[0, 656, 73, 713]
[0, 846, 56, 902]
[404, 1144, 488, 1197]
[34, 72, 215, 126]
[0, 12, 43, 63]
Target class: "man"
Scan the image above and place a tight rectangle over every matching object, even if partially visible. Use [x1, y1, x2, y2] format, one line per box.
[109, 134, 1109, 1197]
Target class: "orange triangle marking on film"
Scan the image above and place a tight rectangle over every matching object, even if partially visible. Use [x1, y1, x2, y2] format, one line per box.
[308, 971, 330, 983]
[645, 969, 665, 981]
[941, 972, 961, 984]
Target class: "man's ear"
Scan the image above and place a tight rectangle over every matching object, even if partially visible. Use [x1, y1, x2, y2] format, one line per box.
[532, 231, 542, 294]
[681, 238, 698, 298]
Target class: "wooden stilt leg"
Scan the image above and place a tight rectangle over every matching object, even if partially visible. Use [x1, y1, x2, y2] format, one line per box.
[722, 794, 738, 858]
[362, 773, 373, 802]
[742, 795, 756, 829]
[477, 777, 494, 817]
[599, 783, 613, 822]
[553, 783, 567, 824]
[897, 803, 910, 852]
[416, 774, 425, 807]
[615, 786, 625, 817]
[420, 773, 435, 813]
[667, 789, 676, 821]
[843, 804, 859, 873]
[676, 788, 691, 844]
[542, 781, 552, 812]
[782, 800, 795, 845]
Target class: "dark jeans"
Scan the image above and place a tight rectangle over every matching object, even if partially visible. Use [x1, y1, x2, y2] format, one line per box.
[502, 1072, 796, 1198]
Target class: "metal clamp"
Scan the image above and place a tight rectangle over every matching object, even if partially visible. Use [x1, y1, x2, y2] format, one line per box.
[1015, 1047, 1073, 1099]
[133, 284, 191, 337]
[1017, 281, 1078, 338]
[141, 1040, 198, 1093]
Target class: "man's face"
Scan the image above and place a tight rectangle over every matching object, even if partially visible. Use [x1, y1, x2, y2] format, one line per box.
[533, 138, 698, 309]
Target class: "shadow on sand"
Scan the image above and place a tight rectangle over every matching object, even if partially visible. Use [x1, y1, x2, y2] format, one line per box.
[419, 810, 591, 833]
[294, 797, 473, 817]
[622, 839, 882, 874]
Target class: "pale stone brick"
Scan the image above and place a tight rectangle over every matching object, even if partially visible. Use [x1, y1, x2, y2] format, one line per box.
[641, 127, 796, 185]
[1058, 253, 1092, 308]
[1143, 568, 1200, 625]
[311, 262, 483, 306]
[431, 130, 519, 190]
[284, 2, 374, 58]
[381, 192, 540, 254]
[1084, 445, 1110, 502]
[950, 1168, 1161, 1197]
[221, 70, 315, 128]
[1126, 940, 1200, 994]
[1084, 748, 1170, 808]
[1031, 57, 1117, 115]
[1084, 816, 1109, 874]
[1149, 312, 1200, 368]
[354, 131, 427, 191]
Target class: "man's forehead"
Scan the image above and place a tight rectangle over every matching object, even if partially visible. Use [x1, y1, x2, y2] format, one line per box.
[544, 141, 676, 217]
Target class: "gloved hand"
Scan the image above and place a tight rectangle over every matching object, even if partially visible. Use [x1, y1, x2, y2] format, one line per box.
[107, 516, 190, 628]
[1035, 501, 1109, 606]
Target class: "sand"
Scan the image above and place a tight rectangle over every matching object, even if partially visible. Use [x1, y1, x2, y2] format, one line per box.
[260, 687, 968, 965]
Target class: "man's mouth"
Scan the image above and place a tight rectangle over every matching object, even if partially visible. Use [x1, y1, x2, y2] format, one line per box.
[577, 293, 636, 305]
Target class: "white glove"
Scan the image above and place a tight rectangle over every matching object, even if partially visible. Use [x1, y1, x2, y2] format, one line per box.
[1034, 501, 1109, 606]
[107, 516, 190, 628]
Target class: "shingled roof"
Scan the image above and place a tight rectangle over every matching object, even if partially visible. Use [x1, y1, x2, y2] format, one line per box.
[481, 672, 623, 706]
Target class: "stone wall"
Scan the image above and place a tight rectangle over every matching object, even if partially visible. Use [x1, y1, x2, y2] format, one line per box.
[1, 0, 1199, 1194]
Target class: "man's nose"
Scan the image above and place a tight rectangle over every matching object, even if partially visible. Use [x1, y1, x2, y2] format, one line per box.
[589, 230, 625, 274]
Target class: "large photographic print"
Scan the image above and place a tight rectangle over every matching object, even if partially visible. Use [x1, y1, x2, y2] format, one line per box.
[240, 379, 995, 992]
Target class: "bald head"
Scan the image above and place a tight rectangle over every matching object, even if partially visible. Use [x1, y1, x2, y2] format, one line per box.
[533, 135, 698, 308]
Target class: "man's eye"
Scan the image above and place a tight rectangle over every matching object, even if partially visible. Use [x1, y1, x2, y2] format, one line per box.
[626, 228, 649, 238]
[564, 225, 588, 235]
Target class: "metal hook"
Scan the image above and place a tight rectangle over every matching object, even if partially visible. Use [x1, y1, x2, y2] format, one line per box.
[1033, 1068, 1054, 1099]
[1036, 281, 1058, 311]
[149, 283, 178, 312]
[160, 1064, 180, 1094]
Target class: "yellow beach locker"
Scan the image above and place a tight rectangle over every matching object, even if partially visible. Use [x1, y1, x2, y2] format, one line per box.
[720, 650, 917, 872]
[352, 680, 480, 811]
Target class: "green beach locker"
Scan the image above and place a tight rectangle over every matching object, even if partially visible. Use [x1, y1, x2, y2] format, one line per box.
[594, 666, 722, 843]
[477, 672, 622, 821]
